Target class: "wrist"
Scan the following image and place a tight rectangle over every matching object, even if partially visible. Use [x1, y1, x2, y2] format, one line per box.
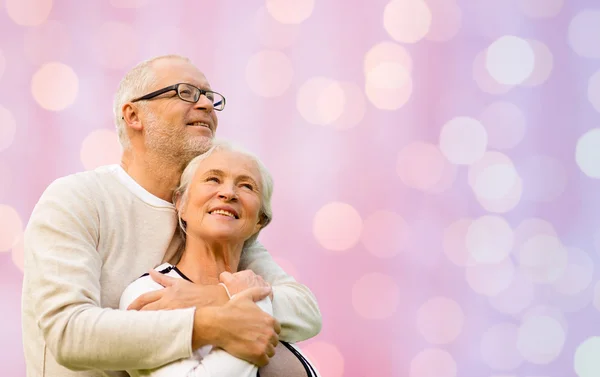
[192, 306, 220, 350]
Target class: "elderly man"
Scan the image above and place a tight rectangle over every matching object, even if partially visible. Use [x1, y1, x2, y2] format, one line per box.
[21, 55, 321, 377]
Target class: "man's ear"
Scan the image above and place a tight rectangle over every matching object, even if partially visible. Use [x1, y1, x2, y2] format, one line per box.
[122, 103, 143, 132]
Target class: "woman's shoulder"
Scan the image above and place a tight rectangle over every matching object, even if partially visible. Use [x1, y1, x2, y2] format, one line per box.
[118, 263, 178, 310]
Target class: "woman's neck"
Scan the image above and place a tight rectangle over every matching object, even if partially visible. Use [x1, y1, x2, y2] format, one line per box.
[175, 235, 244, 285]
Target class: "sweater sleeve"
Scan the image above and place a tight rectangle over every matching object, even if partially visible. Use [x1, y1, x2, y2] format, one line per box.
[239, 241, 322, 343]
[25, 176, 195, 371]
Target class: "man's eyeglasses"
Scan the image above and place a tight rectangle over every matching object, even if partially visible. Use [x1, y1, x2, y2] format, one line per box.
[131, 83, 226, 111]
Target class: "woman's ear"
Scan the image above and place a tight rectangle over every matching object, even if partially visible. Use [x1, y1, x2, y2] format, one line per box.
[175, 193, 187, 221]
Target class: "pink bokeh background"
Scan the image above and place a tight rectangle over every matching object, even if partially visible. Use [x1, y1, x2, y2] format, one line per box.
[3, 0, 600, 376]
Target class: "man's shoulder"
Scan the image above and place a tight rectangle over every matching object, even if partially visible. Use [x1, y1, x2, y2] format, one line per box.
[42, 165, 120, 199]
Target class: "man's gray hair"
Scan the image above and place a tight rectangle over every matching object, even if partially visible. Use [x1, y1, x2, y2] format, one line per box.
[173, 139, 274, 248]
[113, 54, 191, 149]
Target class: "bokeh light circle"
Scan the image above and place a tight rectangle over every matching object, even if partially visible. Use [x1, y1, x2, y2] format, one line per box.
[416, 296, 465, 344]
[330, 82, 366, 130]
[424, 0, 462, 42]
[384, 0, 432, 44]
[80, 129, 122, 171]
[479, 101, 526, 150]
[522, 39, 554, 87]
[587, 69, 600, 113]
[481, 323, 524, 370]
[553, 248, 594, 296]
[364, 41, 413, 75]
[0, 204, 23, 252]
[0, 106, 17, 152]
[12, 234, 24, 271]
[297, 77, 346, 125]
[31, 62, 79, 111]
[254, 6, 300, 48]
[360, 210, 410, 258]
[576, 128, 600, 178]
[466, 258, 515, 296]
[473, 49, 513, 94]
[517, 234, 568, 284]
[486, 36, 535, 85]
[352, 273, 399, 320]
[6, 0, 53, 26]
[409, 348, 457, 377]
[574, 336, 600, 377]
[466, 215, 514, 264]
[365, 62, 413, 110]
[516, 315, 566, 364]
[266, 0, 315, 24]
[313, 202, 362, 252]
[301, 341, 344, 377]
[439, 116, 487, 165]
[568, 10, 600, 59]
[246, 50, 294, 98]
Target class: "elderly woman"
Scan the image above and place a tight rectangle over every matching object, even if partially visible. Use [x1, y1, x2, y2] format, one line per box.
[119, 140, 319, 377]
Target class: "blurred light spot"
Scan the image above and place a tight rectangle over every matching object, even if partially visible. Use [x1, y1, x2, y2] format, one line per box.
[254, 6, 299, 48]
[473, 50, 513, 94]
[486, 36, 535, 86]
[522, 40, 554, 87]
[479, 101, 526, 150]
[466, 257, 515, 296]
[397, 142, 446, 191]
[553, 248, 593, 296]
[588, 69, 600, 113]
[518, 0, 563, 18]
[6, 0, 52, 26]
[352, 273, 399, 319]
[109, 0, 149, 7]
[301, 341, 344, 377]
[12, 234, 24, 272]
[365, 62, 413, 110]
[517, 315, 565, 364]
[439, 116, 487, 165]
[514, 218, 557, 247]
[0, 49, 6, 81]
[361, 210, 410, 258]
[31, 62, 79, 111]
[424, 0, 462, 42]
[416, 296, 464, 344]
[272, 256, 299, 280]
[364, 42, 413, 75]
[409, 348, 457, 377]
[517, 234, 568, 284]
[246, 50, 294, 98]
[568, 10, 600, 59]
[468, 151, 522, 213]
[575, 337, 600, 377]
[297, 77, 345, 125]
[520, 155, 567, 202]
[0, 106, 17, 152]
[443, 218, 473, 267]
[0, 204, 22, 252]
[466, 215, 513, 264]
[80, 129, 121, 170]
[313, 202, 362, 252]
[23, 20, 71, 65]
[489, 272, 535, 315]
[330, 82, 366, 130]
[266, 0, 314, 24]
[522, 305, 568, 332]
[93, 21, 138, 70]
[481, 323, 524, 370]
[384, 0, 432, 44]
[576, 128, 600, 178]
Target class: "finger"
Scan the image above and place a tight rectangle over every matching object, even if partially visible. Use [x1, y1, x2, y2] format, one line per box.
[256, 354, 269, 368]
[273, 319, 281, 335]
[269, 332, 279, 347]
[232, 286, 271, 302]
[127, 290, 164, 310]
[149, 269, 177, 287]
[219, 271, 233, 284]
[139, 300, 164, 311]
[266, 343, 276, 358]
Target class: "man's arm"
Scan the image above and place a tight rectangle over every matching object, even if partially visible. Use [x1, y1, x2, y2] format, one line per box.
[239, 241, 322, 343]
[25, 176, 196, 371]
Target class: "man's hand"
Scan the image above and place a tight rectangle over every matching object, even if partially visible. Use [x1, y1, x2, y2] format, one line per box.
[194, 286, 281, 366]
[220, 270, 274, 300]
[127, 269, 229, 311]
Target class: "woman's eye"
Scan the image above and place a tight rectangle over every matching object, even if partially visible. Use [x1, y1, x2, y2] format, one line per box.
[241, 183, 254, 190]
[206, 176, 220, 183]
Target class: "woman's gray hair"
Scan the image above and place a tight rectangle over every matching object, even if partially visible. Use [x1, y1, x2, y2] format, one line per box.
[173, 139, 274, 247]
[113, 55, 191, 149]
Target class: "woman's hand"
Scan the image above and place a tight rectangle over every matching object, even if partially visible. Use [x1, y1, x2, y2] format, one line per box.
[220, 270, 274, 300]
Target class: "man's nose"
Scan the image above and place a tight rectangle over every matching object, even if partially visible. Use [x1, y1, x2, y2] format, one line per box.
[194, 93, 214, 112]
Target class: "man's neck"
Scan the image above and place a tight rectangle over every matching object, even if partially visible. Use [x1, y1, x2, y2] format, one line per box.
[120, 150, 183, 202]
